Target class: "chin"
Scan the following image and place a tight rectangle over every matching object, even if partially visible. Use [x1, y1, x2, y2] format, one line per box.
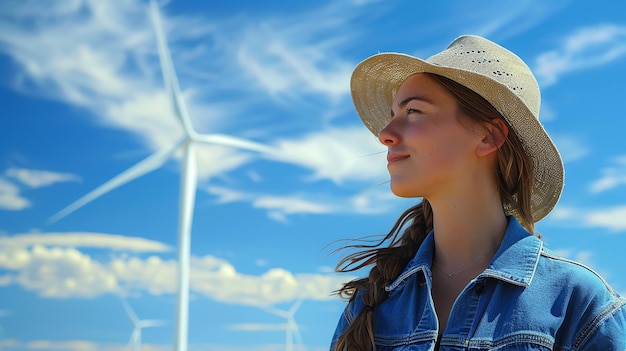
[389, 183, 422, 198]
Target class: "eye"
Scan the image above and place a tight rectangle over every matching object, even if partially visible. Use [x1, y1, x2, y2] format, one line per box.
[406, 108, 422, 115]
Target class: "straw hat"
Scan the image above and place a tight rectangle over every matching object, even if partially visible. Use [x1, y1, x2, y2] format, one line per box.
[351, 35, 563, 221]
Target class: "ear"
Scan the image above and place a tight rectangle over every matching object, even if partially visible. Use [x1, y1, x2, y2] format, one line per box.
[476, 118, 509, 157]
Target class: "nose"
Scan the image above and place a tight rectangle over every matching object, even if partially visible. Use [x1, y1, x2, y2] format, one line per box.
[378, 118, 400, 146]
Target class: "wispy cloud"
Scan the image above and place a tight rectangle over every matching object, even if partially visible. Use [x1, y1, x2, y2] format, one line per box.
[273, 126, 386, 184]
[236, 32, 352, 100]
[0, 232, 171, 252]
[0, 168, 82, 212]
[589, 156, 626, 193]
[534, 24, 626, 87]
[0, 0, 383, 191]
[550, 133, 590, 163]
[550, 205, 626, 232]
[0, 178, 30, 210]
[467, 0, 566, 40]
[206, 184, 400, 223]
[200, 125, 392, 222]
[0, 0, 267, 183]
[5, 167, 81, 188]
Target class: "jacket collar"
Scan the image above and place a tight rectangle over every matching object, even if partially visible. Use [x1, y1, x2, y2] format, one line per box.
[385, 216, 542, 292]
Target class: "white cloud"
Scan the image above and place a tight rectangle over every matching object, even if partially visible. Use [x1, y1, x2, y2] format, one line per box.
[206, 184, 400, 223]
[0, 0, 384, 190]
[207, 186, 249, 204]
[4, 245, 120, 298]
[0, 178, 30, 210]
[0, 339, 290, 351]
[582, 206, 626, 232]
[236, 37, 352, 100]
[589, 156, 626, 193]
[201, 125, 399, 221]
[549, 134, 590, 163]
[468, 1, 564, 40]
[247, 170, 262, 183]
[253, 196, 333, 215]
[0, 239, 352, 304]
[0, 232, 171, 252]
[0, 275, 11, 287]
[0, 339, 169, 351]
[538, 102, 557, 122]
[534, 24, 626, 86]
[0, 0, 264, 184]
[549, 205, 626, 232]
[273, 126, 387, 184]
[5, 167, 81, 188]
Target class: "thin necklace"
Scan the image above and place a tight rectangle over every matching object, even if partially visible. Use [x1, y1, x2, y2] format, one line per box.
[433, 242, 501, 278]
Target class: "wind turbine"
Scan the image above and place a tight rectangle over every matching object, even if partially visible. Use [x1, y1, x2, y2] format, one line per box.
[120, 298, 167, 351]
[49, 1, 284, 351]
[264, 300, 306, 351]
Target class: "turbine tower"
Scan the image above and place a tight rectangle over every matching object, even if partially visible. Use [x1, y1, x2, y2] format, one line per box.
[265, 300, 305, 351]
[121, 298, 167, 351]
[49, 1, 284, 351]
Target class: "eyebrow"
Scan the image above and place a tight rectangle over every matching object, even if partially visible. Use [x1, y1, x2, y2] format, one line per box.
[390, 95, 434, 117]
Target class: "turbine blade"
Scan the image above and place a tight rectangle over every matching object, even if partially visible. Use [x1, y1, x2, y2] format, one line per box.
[149, 0, 195, 137]
[288, 299, 303, 316]
[193, 133, 282, 156]
[139, 319, 167, 328]
[48, 140, 183, 224]
[291, 319, 305, 349]
[288, 300, 304, 349]
[263, 306, 289, 319]
[120, 297, 139, 325]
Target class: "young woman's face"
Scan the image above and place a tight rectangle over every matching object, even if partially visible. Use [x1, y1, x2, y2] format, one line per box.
[379, 73, 486, 199]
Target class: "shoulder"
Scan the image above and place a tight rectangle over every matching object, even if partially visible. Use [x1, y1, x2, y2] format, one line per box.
[535, 248, 626, 349]
[537, 247, 618, 296]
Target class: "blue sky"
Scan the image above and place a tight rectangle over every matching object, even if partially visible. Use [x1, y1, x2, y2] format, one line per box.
[1, 0, 626, 350]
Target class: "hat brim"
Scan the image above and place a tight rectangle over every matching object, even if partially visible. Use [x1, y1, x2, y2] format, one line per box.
[350, 53, 564, 222]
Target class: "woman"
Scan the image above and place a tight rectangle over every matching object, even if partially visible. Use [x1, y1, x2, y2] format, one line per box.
[330, 35, 626, 350]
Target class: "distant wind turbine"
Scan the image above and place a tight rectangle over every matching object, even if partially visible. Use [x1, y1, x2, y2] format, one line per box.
[264, 300, 306, 351]
[120, 298, 167, 351]
[49, 1, 285, 351]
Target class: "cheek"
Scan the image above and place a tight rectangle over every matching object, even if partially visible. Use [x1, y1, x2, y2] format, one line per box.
[424, 130, 476, 169]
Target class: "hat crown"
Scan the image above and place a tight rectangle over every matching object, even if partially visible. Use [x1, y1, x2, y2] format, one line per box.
[428, 35, 541, 120]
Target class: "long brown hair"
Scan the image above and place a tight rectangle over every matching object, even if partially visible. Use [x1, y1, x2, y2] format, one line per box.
[333, 73, 535, 351]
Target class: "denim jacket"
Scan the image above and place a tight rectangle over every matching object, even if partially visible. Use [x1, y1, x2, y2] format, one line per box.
[330, 217, 626, 350]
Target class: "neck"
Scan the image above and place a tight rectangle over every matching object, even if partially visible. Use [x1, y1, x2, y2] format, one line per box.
[428, 184, 508, 274]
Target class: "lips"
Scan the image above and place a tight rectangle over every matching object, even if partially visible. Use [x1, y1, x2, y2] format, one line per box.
[387, 153, 410, 164]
